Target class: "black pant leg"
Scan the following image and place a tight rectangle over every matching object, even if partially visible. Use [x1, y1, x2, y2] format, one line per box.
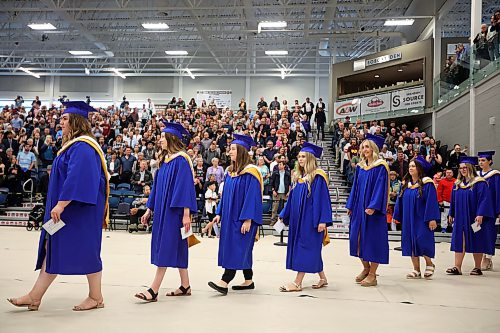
[221, 269, 237, 284]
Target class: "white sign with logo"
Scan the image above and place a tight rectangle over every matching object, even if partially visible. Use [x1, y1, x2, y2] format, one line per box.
[360, 93, 391, 115]
[391, 86, 425, 111]
[366, 52, 402, 67]
[333, 99, 361, 119]
[196, 90, 232, 108]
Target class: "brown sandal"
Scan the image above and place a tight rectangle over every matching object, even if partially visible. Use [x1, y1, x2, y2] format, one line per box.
[360, 273, 378, 287]
[166, 285, 191, 296]
[312, 279, 328, 289]
[73, 296, 104, 311]
[279, 282, 302, 292]
[355, 270, 370, 283]
[7, 297, 41, 311]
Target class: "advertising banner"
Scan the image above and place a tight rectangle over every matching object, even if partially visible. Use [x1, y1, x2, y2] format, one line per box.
[196, 90, 232, 108]
[391, 86, 425, 111]
[360, 93, 391, 115]
[333, 99, 361, 119]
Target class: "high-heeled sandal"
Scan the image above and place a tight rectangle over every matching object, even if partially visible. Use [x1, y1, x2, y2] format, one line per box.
[7, 297, 41, 311]
[72, 296, 104, 311]
[312, 279, 328, 289]
[166, 285, 191, 296]
[134, 288, 158, 302]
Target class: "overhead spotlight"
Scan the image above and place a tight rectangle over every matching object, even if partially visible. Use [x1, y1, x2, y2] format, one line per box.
[28, 23, 56, 30]
[142, 23, 169, 29]
[166, 50, 188, 56]
[374, 74, 380, 78]
[397, 67, 403, 72]
[265, 50, 288, 56]
[258, 21, 287, 33]
[384, 19, 414, 26]
[85, 68, 90, 75]
[280, 68, 286, 80]
[19, 67, 40, 79]
[185, 68, 195, 79]
[69, 50, 93, 55]
[111, 68, 126, 79]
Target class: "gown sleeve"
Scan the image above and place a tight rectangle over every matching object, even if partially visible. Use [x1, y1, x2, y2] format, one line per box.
[448, 188, 455, 218]
[311, 175, 333, 227]
[493, 175, 500, 216]
[393, 193, 402, 223]
[59, 143, 101, 205]
[215, 174, 228, 216]
[345, 166, 359, 211]
[146, 171, 157, 210]
[475, 181, 495, 219]
[238, 174, 263, 225]
[422, 182, 441, 223]
[169, 157, 198, 213]
[366, 165, 389, 214]
[278, 187, 293, 225]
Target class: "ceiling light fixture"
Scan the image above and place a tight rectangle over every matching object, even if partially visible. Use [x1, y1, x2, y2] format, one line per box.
[166, 50, 188, 56]
[28, 23, 57, 30]
[265, 50, 288, 56]
[258, 21, 287, 33]
[374, 74, 380, 78]
[384, 19, 415, 26]
[397, 68, 403, 72]
[111, 68, 126, 79]
[104, 51, 114, 57]
[19, 67, 40, 79]
[185, 68, 195, 79]
[281, 68, 286, 80]
[142, 23, 169, 29]
[85, 68, 90, 75]
[69, 50, 93, 55]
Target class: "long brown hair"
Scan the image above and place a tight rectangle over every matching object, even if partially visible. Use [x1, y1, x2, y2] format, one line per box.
[228, 144, 251, 174]
[62, 114, 95, 144]
[400, 160, 424, 198]
[159, 133, 185, 166]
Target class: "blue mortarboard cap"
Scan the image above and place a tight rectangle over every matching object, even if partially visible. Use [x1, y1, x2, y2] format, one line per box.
[478, 151, 495, 160]
[365, 133, 385, 150]
[459, 156, 478, 165]
[414, 155, 432, 174]
[301, 121, 311, 132]
[62, 101, 95, 118]
[162, 122, 191, 142]
[232, 134, 256, 151]
[300, 141, 323, 159]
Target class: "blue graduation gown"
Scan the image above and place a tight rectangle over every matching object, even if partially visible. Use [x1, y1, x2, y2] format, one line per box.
[346, 161, 389, 264]
[480, 170, 500, 252]
[279, 171, 333, 273]
[147, 154, 197, 268]
[35, 142, 106, 275]
[216, 168, 263, 270]
[449, 178, 495, 255]
[393, 179, 440, 258]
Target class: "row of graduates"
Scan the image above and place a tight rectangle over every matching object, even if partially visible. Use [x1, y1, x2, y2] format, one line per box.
[6, 101, 499, 310]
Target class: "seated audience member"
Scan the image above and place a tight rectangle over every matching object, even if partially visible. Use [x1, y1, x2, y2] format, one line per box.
[129, 185, 151, 231]
[131, 160, 153, 193]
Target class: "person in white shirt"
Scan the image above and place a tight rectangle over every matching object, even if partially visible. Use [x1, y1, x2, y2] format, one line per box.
[201, 181, 218, 238]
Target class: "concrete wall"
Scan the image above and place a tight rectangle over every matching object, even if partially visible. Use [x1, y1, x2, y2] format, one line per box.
[435, 73, 500, 154]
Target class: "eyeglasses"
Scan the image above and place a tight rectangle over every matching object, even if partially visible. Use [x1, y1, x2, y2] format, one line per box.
[459, 167, 468, 170]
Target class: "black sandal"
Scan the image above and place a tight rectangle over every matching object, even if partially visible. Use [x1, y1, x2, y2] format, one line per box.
[470, 268, 483, 276]
[446, 267, 462, 275]
[166, 285, 191, 296]
[134, 288, 158, 302]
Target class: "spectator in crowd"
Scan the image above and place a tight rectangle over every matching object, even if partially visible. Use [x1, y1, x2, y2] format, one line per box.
[256, 156, 271, 194]
[391, 149, 409, 180]
[388, 171, 402, 231]
[447, 144, 467, 177]
[426, 146, 443, 176]
[131, 160, 153, 193]
[206, 157, 224, 185]
[270, 97, 280, 111]
[488, 12, 499, 61]
[107, 151, 122, 185]
[17, 141, 36, 182]
[3, 130, 20, 155]
[6, 156, 23, 205]
[302, 97, 314, 122]
[129, 185, 151, 232]
[201, 181, 218, 238]
[270, 161, 291, 225]
[473, 23, 491, 66]
[38, 164, 51, 196]
[194, 157, 206, 197]
[314, 106, 326, 141]
[0, 159, 5, 187]
[120, 147, 136, 183]
[257, 97, 267, 110]
[39, 135, 58, 168]
[15, 96, 24, 108]
[203, 141, 220, 168]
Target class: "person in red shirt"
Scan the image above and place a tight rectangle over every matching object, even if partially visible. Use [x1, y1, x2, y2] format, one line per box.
[437, 168, 456, 231]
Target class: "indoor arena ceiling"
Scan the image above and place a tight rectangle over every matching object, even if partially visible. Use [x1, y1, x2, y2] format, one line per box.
[0, 0, 498, 77]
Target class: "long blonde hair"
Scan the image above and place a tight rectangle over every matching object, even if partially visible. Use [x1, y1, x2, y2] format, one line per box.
[292, 151, 317, 195]
[358, 139, 381, 168]
[455, 163, 477, 187]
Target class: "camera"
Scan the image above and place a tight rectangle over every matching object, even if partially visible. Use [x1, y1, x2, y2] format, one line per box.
[86, 96, 91, 104]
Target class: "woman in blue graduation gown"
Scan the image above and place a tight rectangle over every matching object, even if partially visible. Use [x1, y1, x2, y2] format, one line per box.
[208, 134, 263, 295]
[346, 134, 389, 287]
[446, 156, 495, 276]
[278, 142, 333, 292]
[393, 156, 440, 279]
[8, 101, 108, 311]
[477, 151, 499, 271]
[134, 122, 197, 302]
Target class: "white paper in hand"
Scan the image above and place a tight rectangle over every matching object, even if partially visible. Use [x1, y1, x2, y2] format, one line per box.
[42, 219, 66, 235]
[471, 221, 482, 233]
[273, 219, 285, 233]
[180, 226, 193, 239]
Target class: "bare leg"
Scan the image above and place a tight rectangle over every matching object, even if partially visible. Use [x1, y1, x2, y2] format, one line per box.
[168, 268, 191, 295]
[410, 256, 421, 272]
[473, 253, 483, 269]
[454, 251, 465, 271]
[150, 267, 167, 292]
[423, 256, 434, 267]
[74, 271, 103, 310]
[294, 272, 306, 286]
[355, 259, 370, 282]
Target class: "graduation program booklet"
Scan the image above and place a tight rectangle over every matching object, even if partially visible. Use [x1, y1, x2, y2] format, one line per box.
[273, 219, 285, 233]
[42, 219, 66, 235]
[471, 221, 481, 233]
[180, 226, 193, 240]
